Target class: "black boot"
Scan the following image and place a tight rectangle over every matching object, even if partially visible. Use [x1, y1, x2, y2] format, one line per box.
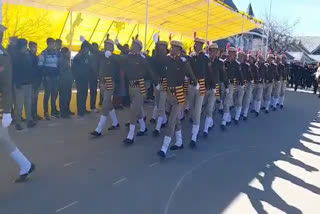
[157, 150, 166, 158]
[153, 130, 160, 137]
[108, 124, 120, 130]
[136, 128, 148, 136]
[123, 138, 134, 145]
[90, 131, 101, 137]
[189, 140, 196, 149]
[15, 163, 35, 183]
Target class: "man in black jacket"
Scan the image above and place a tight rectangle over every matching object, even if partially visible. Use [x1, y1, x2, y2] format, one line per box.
[12, 39, 36, 130]
[72, 40, 91, 117]
[29, 41, 42, 121]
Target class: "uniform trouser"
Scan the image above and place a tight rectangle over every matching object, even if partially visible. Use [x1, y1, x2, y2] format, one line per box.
[129, 86, 144, 124]
[99, 80, 104, 105]
[14, 84, 32, 124]
[157, 90, 167, 117]
[219, 83, 225, 110]
[234, 85, 245, 120]
[264, 83, 273, 110]
[242, 84, 254, 117]
[186, 84, 193, 110]
[254, 83, 264, 113]
[165, 93, 182, 138]
[313, 79, 318, 94]
[31, 79, 41, 119]
[59, 81, 72, 117]
[203, 89, 217, 118]
[189, 86, 204, 125]
[0, 126, 17, 154]
[89, 77, 98, 110]
[100, 83, 114, 116]
[280, 80, 286, 105]
[222, 84, 234, 125]
[76, 79, 89, 116]
[43, 76, 58, 114]
[272, 81, 281, 107]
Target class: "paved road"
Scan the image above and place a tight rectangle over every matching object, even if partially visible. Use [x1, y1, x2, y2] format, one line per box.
[0, 90, 320, 214]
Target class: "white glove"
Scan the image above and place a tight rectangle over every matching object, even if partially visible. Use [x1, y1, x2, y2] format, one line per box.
[115, 38, 119, 45]
[2, 113, 12, 128]
[241, 85, 245, 89]
[251, 80, 254, 84]
[80, 35, 85, 42]
[190, 52, 197, 57]
[226, 88, 230, 94]
[195, 83, 200, 90]
[184, 76, 188, 81]
[155, 84, 160, 90]
[105, 50, 112, 58]
[153, 32, 159, 43]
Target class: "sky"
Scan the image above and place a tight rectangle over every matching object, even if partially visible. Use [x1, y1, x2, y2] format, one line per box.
[234, 0, 320, 36]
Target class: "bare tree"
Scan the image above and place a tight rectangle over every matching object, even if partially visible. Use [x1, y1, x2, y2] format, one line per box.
[3, 4, 52, 50]
[262, 12, 300, 53]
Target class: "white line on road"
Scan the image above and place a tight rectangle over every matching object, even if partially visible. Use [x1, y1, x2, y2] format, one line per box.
[112, 177, 127, 186]
[149, 162, 159, 167]
[63, 161, 79, 167]
[56, 201, 79, 213]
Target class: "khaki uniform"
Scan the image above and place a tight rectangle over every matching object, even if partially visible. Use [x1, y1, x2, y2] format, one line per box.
[252, 62, 266, 113]
[242, 62, 254, 118]
[0, 47, 16, 153]
[272, 63, 281, 108]
[158, 55, 197, 154]
[222, 59, 242, 126]
[264, 62, 276, 111]
[279, 62, 290, 106]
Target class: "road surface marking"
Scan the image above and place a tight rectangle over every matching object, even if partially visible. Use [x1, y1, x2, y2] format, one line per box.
[167, 154, 176, 159]
[113, 177, 127, 186]
[56, 201, 79, 213]
[63, 161, 79, 167]
[149, 162, 159, 167]
[163, 149, 239, 214]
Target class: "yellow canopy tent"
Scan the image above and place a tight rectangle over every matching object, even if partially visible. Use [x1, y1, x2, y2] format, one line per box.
[2, 0, 262, 52]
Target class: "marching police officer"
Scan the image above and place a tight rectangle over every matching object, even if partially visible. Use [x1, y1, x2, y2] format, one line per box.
[202, 43, 224, 137]
[272, 55, 281, 110]
[242, 52, 255, 121]
[221, 47, 238, 130]
[253, 54, 265, 116]
[188, 38, 207, 148]
[157, 40, 197, 157]
[91, 38, 120, 136]
[0, 25, 35, 182]
[279, 54, 290, 108]
[264, 54, 276, 113]
[121, 39, 158, 145]
[233, 50, 245, 124]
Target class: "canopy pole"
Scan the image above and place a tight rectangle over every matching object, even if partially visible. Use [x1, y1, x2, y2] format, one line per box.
[144, 0, 149, 52]
[241, 15, 244, 50]
[69, 11, 72, 51]
[0, 0, 3, 24]
[205, 0, 210, 50]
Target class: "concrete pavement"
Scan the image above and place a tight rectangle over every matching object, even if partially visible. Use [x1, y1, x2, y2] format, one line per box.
[0, 90, 319, 214]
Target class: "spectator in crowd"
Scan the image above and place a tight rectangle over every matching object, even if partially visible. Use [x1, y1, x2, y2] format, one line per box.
[38, 38, 59, 120]
[12, 38, 36, 130]
[29, 41, 42, 121]
[58, 47, 74, 118]
[55, 39, 62, 57]
[89, 42, 99, 112]
[72, 40, 91, 118]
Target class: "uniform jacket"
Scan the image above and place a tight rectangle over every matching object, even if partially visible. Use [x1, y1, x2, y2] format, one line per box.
[189, 52, 209, 80]
[0, 47, 13, 118]
[206, 57, 224, 89]
[241, 62, 253, 82]
[225, 59, 243, 84]
[98, 53, 120, 85]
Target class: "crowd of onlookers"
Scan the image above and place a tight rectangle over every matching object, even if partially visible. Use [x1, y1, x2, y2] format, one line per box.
[288, 62, 320, 95]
